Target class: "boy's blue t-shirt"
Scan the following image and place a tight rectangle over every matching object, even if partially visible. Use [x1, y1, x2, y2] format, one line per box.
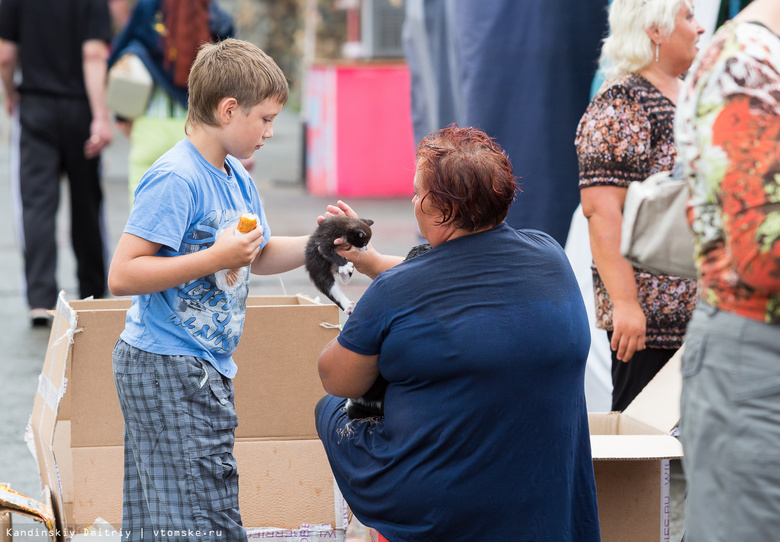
[119, 138, 270, 378]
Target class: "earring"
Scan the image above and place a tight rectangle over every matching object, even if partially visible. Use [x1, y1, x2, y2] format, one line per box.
[655, 42, 659, 62]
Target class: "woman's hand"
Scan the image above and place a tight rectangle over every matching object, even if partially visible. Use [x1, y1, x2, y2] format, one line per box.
[333, 238, 392, 280]
[318, 200, 403, 279]
[115, 119, 133, 138]
[610, 300, 646, 361]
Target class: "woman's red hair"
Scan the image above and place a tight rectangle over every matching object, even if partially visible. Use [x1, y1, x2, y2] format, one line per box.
[415, 124, 518, 231]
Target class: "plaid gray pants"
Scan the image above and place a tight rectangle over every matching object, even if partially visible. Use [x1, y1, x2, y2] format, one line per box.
[113, 339, 246, 541]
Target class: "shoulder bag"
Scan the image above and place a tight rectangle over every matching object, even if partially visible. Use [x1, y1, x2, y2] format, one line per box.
[620, 169, 697, 279]
[106, 53, 153, 120]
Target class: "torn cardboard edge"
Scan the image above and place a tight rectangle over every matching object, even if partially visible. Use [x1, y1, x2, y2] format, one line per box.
[30, 293, 78, 541]
[0, 485, 55, 532]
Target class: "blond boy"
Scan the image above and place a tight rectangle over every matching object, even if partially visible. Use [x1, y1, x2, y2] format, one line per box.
[108, 39, 307, 540]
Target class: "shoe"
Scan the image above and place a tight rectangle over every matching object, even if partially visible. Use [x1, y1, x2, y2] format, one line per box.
[29, 308, 53, 328]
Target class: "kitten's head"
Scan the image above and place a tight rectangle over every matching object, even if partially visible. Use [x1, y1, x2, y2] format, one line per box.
[341, 217, 374, 249]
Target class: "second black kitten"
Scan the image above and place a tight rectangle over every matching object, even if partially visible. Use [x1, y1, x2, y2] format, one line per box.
[305, 216, 374, 314]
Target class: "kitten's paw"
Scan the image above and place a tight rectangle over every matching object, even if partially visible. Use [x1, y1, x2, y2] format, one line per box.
[338, 262, 354, 284]
[345, 301, 356, 315]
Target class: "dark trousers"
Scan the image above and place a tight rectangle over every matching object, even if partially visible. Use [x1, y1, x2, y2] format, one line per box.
[607, 330, 677, 411]
[14, 93, 107, 308]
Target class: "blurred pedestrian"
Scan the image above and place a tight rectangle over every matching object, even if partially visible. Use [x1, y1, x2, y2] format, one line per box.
[108, 0, 234, 207]
[576, 0, 703, 411]
[0, 0, 113, 326]
[675, 0, 780, 540]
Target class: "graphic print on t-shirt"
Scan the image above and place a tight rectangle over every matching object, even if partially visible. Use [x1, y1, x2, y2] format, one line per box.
[165, 208, 249, 357]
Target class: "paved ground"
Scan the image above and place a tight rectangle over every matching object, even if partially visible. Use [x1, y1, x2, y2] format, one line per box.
[0, 102, 685, 540]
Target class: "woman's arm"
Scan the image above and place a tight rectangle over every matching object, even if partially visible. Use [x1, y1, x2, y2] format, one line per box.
[577, 82, 653, 362]
[581, 184, 646, 361]
[318, 337, 380, 398]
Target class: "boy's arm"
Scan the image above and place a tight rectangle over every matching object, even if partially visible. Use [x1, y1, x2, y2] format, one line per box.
[109, 227, 264, 296]
[250, 236, 308, 275]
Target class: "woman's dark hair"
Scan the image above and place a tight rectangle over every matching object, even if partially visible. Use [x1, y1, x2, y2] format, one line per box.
[415, 124, 518, 231]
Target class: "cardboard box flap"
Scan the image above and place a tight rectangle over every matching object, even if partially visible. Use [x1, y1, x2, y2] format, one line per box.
[587, 412, 665, 437]
[590, 434, 682, 461]
[622, 345, 683, 435]
[30, 292, 79, 540]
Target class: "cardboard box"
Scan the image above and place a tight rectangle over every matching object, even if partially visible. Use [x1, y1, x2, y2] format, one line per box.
[30, 293, 346, 540]
[588, 347, 684, 542]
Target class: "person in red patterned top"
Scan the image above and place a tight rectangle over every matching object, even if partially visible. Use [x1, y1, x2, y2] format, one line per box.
[575, 0, 704, 411]
[675, 0, 780, 539]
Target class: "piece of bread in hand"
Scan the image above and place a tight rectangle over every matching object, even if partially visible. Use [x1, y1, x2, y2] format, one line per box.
[223, 213, 259, 288]
[237, 213, 258, 233]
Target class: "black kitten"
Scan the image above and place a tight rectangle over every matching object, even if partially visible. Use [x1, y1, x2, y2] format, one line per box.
[345, 242, 432, 419]
[305, 216, 374, 314]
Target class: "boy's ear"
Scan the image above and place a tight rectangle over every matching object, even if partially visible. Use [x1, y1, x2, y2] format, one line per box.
[217, 97, 239, 124]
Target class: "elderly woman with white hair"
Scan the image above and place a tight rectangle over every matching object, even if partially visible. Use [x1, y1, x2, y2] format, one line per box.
[575, 0, 704, 411]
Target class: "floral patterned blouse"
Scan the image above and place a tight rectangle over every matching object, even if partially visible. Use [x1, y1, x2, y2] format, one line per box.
[676, 20, 780, 324]
[576, 73, 698, 349]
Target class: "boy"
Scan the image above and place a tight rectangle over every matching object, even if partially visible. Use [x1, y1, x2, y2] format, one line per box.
[107, 39, 308, 540]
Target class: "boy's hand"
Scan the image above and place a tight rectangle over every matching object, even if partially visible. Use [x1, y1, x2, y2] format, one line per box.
[212, 225, 265, 269]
